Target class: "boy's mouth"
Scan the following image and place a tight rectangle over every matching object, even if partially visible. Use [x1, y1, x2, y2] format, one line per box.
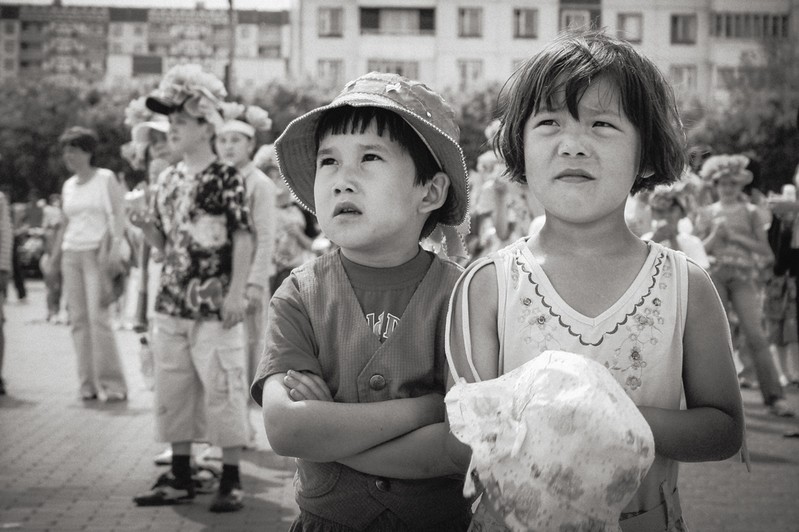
[333, 202, 362, 217]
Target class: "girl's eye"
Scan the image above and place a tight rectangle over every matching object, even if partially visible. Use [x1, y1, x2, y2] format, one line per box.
[318, 157, 336, 167]
[362, 153, 382, 162]
[536, 119, 557, 127]
[593, 121, 615, 128]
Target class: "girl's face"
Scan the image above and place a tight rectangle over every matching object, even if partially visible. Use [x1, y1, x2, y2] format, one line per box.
[62, 145, 92, 173]
[523, 77, 642, 226]
[168, 111, 212, 156]
[714, 176, 742, 201]
[215, 131, 254, 168]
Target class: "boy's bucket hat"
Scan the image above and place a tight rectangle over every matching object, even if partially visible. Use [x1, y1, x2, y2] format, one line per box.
[274, 72, 468, 229]
[445, 350, 655, 531]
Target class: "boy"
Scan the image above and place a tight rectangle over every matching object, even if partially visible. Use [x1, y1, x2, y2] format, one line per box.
[251, 72, 472, 530]
[129, 64, 253, 513]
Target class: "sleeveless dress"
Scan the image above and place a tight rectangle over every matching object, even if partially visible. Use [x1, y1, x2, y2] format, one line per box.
[448, 238, 691, 531]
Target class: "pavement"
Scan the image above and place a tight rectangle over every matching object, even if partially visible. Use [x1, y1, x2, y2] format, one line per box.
[1, 281, 798, 532]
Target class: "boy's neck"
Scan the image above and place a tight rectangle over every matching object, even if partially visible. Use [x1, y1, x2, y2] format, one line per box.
[340, 244, 422, 269]
[181, 147, 217, 176]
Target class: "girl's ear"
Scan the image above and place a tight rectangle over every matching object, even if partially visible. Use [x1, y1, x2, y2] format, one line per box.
[419, 171, 451, 214]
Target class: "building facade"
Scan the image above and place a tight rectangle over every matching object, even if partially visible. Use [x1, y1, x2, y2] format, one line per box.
[289, 0, 799, 103]
[0, 0, 796, 105]
[0, 2, 290, 97]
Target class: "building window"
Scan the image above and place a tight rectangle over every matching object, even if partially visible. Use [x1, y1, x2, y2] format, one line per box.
[134, 24, 144, 37]
[669, 65, 697, 92]
[617, 13, 642, 43]
[318, 59, 344, 88]
[715, 67, 736, 89]
[3, 58, 14, 71]
[710, 12, 789, 39]
[240, 26, 250, 39]
[4, 40, 14, 53]
[458, 8, 482, 38]
[4, 22, 15, 35]
[132, 55, 162, 76]
[110, 24, 122, 37]
[360, 8, 435, 36]
[319, 7, 343, 37]
[671, 14, 697, 44]
[367, 59, 419, 79]
[457, 59, 483, 90]
[110, 43, 123, 54]
[258, 44, 280, 58]
[513, 8, 538, 39]
[561, 9, 591, 31]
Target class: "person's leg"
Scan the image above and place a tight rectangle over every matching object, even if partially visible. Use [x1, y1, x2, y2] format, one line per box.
[0, 286, 5, 395]
[11, 236, 25, 300]
[194, 320, 248, 512]
[62, 251, 96, 399]
[729, 280, 789, 410]
[134, 316, 201, 506]
[82, 250, 128, 400]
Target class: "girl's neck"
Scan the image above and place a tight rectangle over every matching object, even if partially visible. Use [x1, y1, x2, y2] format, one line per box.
[182, 148, 216, 175]
[75, 166, 96, 183]
[535, 210, 642, 259]
[719, 195, 740, 207]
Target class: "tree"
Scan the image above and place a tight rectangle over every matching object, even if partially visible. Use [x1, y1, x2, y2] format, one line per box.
[687, 36, 799, 191]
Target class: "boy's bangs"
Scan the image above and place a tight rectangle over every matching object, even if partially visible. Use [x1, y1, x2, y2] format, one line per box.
[315, 107, 403, 148]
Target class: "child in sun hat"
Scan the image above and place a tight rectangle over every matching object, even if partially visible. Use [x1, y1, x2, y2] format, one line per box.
[445, 31, 745, 531]
[643, 183, 710, 269]
[251, 71, 472, 531]
[129, 64, 254, 512]
[694, 154, 793, 417]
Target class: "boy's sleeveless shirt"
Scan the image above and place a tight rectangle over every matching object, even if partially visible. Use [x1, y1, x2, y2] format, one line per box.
[289, 250, 469, 529]
[466, 238, 689, 517]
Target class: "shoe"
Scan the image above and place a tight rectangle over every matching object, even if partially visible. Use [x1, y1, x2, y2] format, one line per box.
[154, 446, 172, 466]
[102, 391, 127, 403]
[81, 393, 98, 401]
[0, 378, 6, 396]
[738, 377, 756, 389]
[769, 399, 796, 418]
[133, 471, 195, 506]
[209, 481, 243, 513]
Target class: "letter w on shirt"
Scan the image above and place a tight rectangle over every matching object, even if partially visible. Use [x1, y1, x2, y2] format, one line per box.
[366, 311, 401, 340]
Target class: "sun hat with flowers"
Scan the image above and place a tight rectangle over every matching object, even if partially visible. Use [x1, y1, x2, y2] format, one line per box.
[216, 101, 272, 139]
[120, 96, 169, 171]
[145, 64, 227, 120]
[445, 350, 655, 531]
[275, 71, 468, 229]
[647, 182, 691, 213]
[699, 154, 753, 185]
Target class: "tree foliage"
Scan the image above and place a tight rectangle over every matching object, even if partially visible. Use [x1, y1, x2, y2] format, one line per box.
[687, 37, 799, 191]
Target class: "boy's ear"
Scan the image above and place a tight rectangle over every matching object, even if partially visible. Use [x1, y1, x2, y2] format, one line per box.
[419, 171, 451, 214]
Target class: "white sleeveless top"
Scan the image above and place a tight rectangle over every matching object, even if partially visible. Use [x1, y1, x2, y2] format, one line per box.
[62, 169, 112, 252]
[449, 238, 690, 516]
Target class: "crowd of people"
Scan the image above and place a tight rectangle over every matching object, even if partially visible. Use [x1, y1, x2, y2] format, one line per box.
[0, 28, 796, 531]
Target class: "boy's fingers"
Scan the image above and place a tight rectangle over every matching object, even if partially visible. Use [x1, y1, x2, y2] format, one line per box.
[289, 371, 332, 401]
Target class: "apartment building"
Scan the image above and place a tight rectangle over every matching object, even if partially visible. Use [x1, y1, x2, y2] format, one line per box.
[0, 2, 290, 96]
[289, 0, 799, 103]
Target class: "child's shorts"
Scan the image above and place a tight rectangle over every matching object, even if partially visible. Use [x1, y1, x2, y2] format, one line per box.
[151, 313, 249, 448]
[290, 509, 470, 532]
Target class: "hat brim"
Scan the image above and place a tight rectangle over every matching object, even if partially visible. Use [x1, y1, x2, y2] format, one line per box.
[145, 96, 178, 115]
[274, 94, 468, 228]
[131, 120, 170, 144]
[712, 170, 753, 186]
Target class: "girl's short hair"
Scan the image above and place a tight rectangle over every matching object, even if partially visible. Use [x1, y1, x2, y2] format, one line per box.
[494, 31, 686, 194]
[58, 126, 99, 156]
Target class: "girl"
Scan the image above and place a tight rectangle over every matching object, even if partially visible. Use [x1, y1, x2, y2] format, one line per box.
[445, 32, 744, 531]
[694, 154, 793, 417]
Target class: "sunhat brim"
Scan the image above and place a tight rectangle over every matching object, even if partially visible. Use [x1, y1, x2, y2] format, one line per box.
[274, 93, 468, 228]
[712, 170, 753, 186]
[131, 120, 169, 144]
[145, 95, 178, 115]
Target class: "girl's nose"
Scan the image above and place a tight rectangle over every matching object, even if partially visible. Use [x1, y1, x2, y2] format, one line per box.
[558, 128, 590, 158]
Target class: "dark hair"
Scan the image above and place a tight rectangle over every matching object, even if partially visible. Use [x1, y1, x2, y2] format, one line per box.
[58, 126, 99, 157]
[315, 106, 442, 237]
[493, 31, 686, 194]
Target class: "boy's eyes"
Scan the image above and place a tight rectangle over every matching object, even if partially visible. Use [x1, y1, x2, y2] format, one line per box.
[317, 153, 383, 166]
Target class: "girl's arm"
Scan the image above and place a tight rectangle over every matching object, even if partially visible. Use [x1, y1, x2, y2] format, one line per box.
[638, 261, 744, 462]
[261, 374, 445, 462]
[221, 229, 253, 328]
[444, 263, 501, 471]
[726, 209, 774, 257]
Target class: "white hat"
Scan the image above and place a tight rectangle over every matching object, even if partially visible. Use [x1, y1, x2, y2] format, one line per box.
[131, 117, 169, 144]
[445, 350, 655, 531]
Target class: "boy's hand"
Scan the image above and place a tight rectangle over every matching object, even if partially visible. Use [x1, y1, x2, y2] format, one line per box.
[221, 290, 247, 328]
[284, 370, 333, 401]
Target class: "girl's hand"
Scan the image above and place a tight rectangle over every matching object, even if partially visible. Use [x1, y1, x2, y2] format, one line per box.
[221, 290, 246, 329]
[283, 370, 333, 401]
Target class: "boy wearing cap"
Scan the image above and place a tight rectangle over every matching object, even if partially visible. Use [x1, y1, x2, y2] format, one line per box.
[129, 65, 253, 512]
[251, 72, 471, 531]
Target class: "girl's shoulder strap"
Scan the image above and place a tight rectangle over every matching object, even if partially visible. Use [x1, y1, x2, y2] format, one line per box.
[445, 243, 520, 384]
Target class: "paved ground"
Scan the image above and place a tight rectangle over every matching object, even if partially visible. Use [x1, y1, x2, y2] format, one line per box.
[1, 281, 798, 531]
